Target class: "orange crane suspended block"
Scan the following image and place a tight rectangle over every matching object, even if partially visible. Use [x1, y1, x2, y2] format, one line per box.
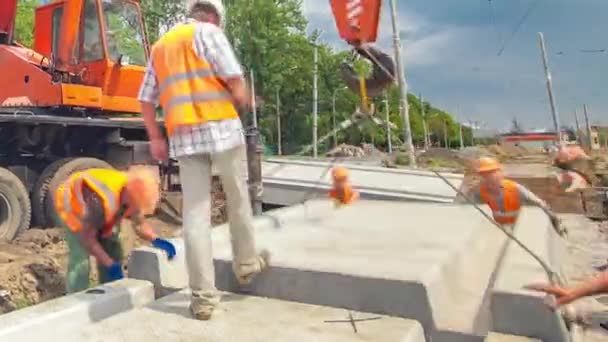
[330, 0, 382, 44]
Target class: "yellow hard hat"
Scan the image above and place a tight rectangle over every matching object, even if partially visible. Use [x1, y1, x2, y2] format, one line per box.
[332, 166, 349, 181]
[125, 165, 160, 216]
[475, 157, 501, 174]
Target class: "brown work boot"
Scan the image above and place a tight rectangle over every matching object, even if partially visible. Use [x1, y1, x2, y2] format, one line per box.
[233, 249, 270, 286]
[190, 304, 214, 321]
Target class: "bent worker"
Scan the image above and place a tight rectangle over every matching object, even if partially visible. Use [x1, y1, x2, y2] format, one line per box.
[329, 167, 359, 206]
[55, 166, 176, 294]
[524, 273, 608, 308]
[471, 157, 566, 236]
[139, 0, 268, 320]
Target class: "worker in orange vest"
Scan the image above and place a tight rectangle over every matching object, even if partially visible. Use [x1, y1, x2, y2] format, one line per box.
[471, 157, 565, 235]
[329, 167, 359, 206]
[138, 0, 268, 320]
[55, 166, 176, 294]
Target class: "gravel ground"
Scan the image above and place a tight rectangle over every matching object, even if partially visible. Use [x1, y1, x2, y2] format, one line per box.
[559, 214, 608, 340]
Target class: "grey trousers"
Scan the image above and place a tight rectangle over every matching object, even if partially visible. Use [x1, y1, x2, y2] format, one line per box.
[177, 145, 258, 311]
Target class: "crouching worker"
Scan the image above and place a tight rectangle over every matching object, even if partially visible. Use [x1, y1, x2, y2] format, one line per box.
[55, 166, 177, 294]
[329, 167, 359, 207]
[471, 157, 566, 236]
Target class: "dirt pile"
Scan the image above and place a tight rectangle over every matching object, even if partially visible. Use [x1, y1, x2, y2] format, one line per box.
[327, 144, 365, 158]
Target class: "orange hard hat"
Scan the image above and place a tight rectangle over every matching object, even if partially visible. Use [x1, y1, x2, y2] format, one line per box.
[125, 165, 160, 216]
[475, 157, 501, 173]
[332, 166, 349, 181]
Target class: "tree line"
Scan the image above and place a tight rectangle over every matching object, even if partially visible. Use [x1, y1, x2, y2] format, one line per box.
[14, 0, 471, 154]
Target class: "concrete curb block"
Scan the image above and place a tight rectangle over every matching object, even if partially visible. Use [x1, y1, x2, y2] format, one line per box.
[0, 279, 154, 341]
[490, 208, 569, 342]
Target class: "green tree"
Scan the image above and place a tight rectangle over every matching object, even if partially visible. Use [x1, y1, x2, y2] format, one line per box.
[14, 0, 38, 47]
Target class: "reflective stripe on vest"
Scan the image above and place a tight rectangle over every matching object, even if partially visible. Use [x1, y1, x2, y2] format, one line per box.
[479, 180, 521, 225]
[55, 169, 127, 237]
[151, 23, 239, 137]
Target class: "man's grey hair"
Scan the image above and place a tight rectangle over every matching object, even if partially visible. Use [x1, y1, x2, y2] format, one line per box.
[189, 3, 219, 19]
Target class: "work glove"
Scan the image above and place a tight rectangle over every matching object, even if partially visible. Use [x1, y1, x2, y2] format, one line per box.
[152, 238, 176, 260]
[106, 262, 124, 282]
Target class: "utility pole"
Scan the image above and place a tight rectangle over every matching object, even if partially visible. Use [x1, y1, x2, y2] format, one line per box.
[384, 93, 393, 153]
[459, 122, 464, 149]
[276, 89, 282, 155]
[443, 120, 449, 149]
[390, 0, 416, 166]
[538, 32, 562, 143]
[574, 109, 581, 142]
[583, 104, 593, 150]
[312, 44, 319, 158]
[420, 94, 429, 150]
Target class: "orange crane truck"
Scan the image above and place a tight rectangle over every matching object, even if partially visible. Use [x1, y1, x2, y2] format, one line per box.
[0, 0, 177, 240]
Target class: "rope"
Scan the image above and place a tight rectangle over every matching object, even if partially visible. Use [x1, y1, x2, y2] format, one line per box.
[432, 170, 564, 286]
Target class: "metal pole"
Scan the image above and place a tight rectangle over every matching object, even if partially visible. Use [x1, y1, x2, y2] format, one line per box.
[538, 32, 562, 143]
[250, 69, 257, 128]
[245, 127, 263, 215]
[389, 0, 416, 166]
[574, 109, 580, 142]
[385, 93, 392, 153]
[332, 90, 338, 148]
[313, 45, 319, 158]
[276, 89, 282, 155]
[443, 120, 449, 148]
[420, 94, 429, 150]
[459, 122, 464, 149]
[583, 104, 593, 150]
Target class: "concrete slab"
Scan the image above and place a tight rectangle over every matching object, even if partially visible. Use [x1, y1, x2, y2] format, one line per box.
[490, 208, 569, 342]
[484, 332, 542, 342]
[57, 290, 426, 342]
[0, 279, 154, 341]
[130, 200, 513, 341]
[261, 159, 464, 205]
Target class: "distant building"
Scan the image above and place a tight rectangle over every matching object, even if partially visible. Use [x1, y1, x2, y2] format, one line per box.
[499, 129, 574, 151]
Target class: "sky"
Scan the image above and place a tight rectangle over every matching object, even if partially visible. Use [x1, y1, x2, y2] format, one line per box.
[301, 0, 608, 131]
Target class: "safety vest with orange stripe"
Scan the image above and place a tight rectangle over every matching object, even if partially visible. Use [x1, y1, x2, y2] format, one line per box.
[150, 22, 239, 137]
[479, 179, 521, 225]
[55, 168, 127, 238]
[329, 186, 359, 206]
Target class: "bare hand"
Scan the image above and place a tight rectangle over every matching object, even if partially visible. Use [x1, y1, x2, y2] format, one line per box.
[150, 138, 168, 162]
[523, 283, 578, 308]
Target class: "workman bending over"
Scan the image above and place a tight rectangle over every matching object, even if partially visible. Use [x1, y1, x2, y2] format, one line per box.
[470, 157, 565, 235]
[329, 167, 359, 206]
[139, 0, 268, 320]
[55, 166, 176, 294]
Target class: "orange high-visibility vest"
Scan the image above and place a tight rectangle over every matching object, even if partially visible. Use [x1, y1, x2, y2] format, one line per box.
[329, 185, 359, 206]
[55, 168, 127, 237]
[150, 23, 239, 137]
[479, 179, 521, 225]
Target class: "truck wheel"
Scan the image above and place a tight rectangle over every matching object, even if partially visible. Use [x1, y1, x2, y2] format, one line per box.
[44, 158, 113, 228]
[32, 158, 75, 227]
[0, 167, 31, 240]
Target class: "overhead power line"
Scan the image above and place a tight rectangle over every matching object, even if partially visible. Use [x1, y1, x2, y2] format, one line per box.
[497, 0, 542, 56]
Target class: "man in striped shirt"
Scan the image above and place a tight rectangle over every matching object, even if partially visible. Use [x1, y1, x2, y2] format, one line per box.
[138, 0, 268, 321]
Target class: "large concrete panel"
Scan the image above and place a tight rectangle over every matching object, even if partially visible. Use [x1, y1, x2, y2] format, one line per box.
[130, 200, 514, 341]
[484, 332, 542, 342]
[57, 290, 426, 342]
[261, 159, 464, 205]
[0, 279, 154, 341]
[490, 208, 569, 342]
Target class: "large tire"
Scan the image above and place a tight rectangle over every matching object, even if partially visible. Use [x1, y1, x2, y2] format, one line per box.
[0, 167, 31, 240]
[32, 158, 75, 227]
[43, 158, 113, 228]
